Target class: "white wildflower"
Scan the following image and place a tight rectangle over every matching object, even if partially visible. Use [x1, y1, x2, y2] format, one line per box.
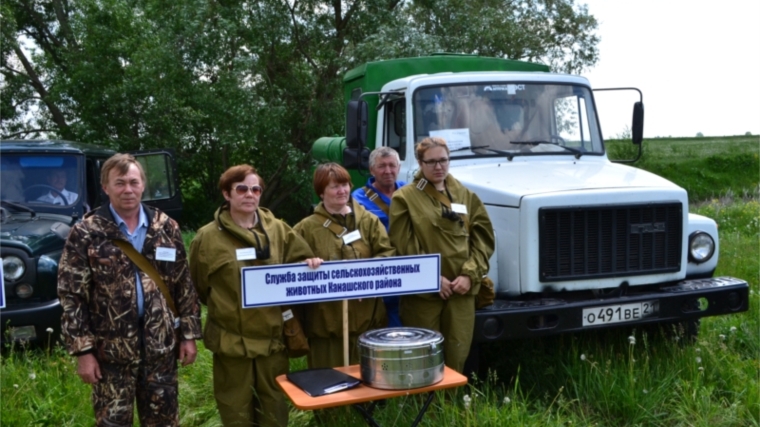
[719, 334, 726, 341]
[695, 348, 701, 353]
[580, 354, 586, 361]
[642, 389, 648, 394]
[698, 367, 704, 372]
[28, 372, 36, 380]
[628, 335, 636, 345]
[463, 394, 472, 409]
[503, 396, 511, 405]
[696, 357, 702, 364]
[46, 327, 54, 333]
[730, 326, 737, 333]
[13, 384, 19, 389]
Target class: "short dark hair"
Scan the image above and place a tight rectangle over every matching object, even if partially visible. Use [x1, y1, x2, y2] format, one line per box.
[100, 154, 146, 187]
[313, 163, 352, 197]
[218, 164, 264, 195]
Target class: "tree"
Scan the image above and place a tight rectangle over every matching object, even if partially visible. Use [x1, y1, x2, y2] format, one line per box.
[1, 0, 600, 227]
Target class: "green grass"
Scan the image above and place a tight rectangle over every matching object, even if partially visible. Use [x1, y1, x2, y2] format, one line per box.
[607, 135, 759, 202]
[3, 136, 758, 426]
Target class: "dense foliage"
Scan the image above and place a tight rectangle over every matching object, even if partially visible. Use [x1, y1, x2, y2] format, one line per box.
[1, 0, 599, 226]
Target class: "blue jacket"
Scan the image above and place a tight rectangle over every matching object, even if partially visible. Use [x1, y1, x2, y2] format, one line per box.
[351, 177, 406, 231]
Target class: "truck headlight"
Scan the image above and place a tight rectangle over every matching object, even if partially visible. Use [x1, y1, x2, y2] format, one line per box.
[3, 256, 26, 281]
[688, 231, 715, 264]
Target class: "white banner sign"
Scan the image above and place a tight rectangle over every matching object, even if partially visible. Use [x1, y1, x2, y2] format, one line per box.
[242, 254, 440, 308]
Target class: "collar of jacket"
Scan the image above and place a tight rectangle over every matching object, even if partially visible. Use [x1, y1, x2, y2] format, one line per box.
[84, 203, 156, 240]
[412, 170, 461, 192]
[215, 206, 269, 247]
[313, 197, 363, 225]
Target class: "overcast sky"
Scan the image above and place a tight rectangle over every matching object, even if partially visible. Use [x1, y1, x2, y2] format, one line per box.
[580, 0, 760, 138]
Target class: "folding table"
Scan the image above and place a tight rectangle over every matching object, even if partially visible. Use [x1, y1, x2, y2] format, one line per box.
[276, 364, 467, 427]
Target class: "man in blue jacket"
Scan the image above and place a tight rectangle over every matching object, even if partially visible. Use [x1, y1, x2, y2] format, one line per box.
[351, 146, 406, 327]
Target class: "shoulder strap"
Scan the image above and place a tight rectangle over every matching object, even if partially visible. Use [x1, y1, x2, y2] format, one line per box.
[313, 213, 351, 237]
[113, 239, 178, 317]
[363, 186, 389, 215]
[313, 210, 373, 259]
[415, 178, 469, 231]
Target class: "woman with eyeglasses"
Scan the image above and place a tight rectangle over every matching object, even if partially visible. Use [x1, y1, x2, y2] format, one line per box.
[293, 163, 395, 369]
[189, 164, 321, 427]
[389, 137, 495, 374]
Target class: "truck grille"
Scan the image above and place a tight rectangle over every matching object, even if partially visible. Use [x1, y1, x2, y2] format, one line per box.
[539, 202, 682, 282]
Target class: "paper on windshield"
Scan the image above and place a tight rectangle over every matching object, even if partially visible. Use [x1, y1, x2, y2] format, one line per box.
[429, 128, 471, 151]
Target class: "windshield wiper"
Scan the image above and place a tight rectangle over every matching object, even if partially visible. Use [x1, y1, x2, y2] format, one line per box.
[450, 145, 491, 153]
[510, 140, 583, 158]
[1, 200, 37, 217]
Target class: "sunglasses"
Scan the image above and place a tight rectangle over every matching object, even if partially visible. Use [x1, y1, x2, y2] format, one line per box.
[234, 184, 263, 196]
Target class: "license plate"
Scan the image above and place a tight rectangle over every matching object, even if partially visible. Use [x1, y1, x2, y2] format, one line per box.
[582, 301, 659, 327]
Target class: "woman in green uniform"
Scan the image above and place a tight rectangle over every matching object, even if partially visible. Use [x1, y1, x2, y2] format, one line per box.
[389, 137, 495, 374]
[190, 164, 322, 427]
[294, 163, 395, 368]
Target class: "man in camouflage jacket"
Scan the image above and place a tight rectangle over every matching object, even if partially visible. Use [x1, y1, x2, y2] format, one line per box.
[58, 154, 202, 427]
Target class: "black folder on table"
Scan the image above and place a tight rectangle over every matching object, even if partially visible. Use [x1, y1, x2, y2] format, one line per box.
[286, 368, 361, 397]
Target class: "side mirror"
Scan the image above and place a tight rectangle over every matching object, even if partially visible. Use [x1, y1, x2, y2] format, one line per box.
[346, 100, 368, 149]
[631, 102, 644, 145]
[342, 146, 369, 169]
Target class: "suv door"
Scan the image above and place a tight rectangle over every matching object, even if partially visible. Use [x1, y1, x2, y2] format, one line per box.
[129, 149, 183, 221]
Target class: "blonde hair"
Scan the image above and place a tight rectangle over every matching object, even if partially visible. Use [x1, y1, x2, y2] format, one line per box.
[415, 137, 449, 161]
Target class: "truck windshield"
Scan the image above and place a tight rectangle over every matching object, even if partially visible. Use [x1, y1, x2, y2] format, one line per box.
[0, 154, 83, 208]
[412, 83, 603, 157]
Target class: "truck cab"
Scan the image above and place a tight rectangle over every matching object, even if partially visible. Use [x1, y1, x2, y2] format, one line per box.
[313, 55, 749, 341]
[0, 140, 181, 346]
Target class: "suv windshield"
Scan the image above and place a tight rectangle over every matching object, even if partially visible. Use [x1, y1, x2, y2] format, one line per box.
[1, 154, 83, 208]
[413, 83, 603, 157]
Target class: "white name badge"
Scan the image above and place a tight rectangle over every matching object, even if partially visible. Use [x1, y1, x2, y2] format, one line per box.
[342, 229, 362, 245]
[451, 203, 468, 215]
[282, 309, 294, 322]
[155, 247, 177, 262]
[236, 248, 257, 261]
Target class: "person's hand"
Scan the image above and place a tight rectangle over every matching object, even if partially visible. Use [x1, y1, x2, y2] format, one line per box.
[439, 276, 453, 300]
[77, 353, 101, 384]
[451, 275, 472, 295]
[178, 340, 198, 366]
[305, 257, 323, 269]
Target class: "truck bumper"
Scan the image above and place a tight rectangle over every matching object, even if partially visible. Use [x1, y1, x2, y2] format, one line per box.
[474, 276, 749, 342]
[0, 298, 63, 346]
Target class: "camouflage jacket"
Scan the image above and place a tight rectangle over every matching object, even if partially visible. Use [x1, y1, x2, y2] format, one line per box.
[58, 204, 202, 364]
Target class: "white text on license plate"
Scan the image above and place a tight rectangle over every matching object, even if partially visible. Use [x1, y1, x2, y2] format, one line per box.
[582, 301, 659, 327]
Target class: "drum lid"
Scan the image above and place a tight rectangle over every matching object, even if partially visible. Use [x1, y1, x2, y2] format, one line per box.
[359, 327, 443, 348]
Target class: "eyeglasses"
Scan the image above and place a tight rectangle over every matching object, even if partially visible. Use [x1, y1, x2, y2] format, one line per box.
[421, 158, 449, 167]
[234, 184, 263, 196]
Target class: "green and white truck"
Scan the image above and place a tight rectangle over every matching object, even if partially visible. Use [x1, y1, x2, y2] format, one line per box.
[312, 54, 749, 342]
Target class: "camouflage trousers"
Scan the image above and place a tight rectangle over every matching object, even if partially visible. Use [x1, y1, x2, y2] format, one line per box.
[92, 351, 178, 427]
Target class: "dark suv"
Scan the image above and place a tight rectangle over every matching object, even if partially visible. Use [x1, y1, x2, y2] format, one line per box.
[0, 140, 182, 347]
